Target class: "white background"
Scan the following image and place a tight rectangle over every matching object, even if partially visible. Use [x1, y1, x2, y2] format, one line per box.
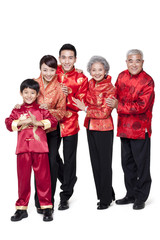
[0, 0, 160, 239]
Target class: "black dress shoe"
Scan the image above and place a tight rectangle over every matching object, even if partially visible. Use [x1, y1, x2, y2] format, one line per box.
[97, 203, 109, 210]
[133, 200, 145, 210]
[116, 196, 135, 205]
[43, 208, 53, 221]
[58, 201, 69, 210]
[37, 208, 43, 214]
[11, 210, 28, 221]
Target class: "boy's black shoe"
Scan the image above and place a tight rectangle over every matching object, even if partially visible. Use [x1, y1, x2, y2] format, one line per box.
[37, 208, 43, 214]
[43, 208, 53, 221]
[11, 210, 28, 221]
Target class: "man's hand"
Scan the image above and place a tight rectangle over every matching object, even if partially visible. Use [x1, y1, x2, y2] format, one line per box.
[73, 98, 86, 111]
[106, 97, 118, 109]
[60, 84, 69, 96]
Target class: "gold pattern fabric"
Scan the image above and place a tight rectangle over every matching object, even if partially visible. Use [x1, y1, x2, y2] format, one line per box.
[35, 75, 66, 133]
[84, 76, 116, 131]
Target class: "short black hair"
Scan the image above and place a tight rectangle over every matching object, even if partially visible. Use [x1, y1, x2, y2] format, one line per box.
[39, 55, 57, 69]
[59, 43, 77, 57]
[20, 79, 40, 94]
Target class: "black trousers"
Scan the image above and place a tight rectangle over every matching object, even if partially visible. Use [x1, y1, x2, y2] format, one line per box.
[35, 127, 63, 208]
[121, 133, 151, 202]
[58, 132, 78, 202]
[87, 129, 115, 205]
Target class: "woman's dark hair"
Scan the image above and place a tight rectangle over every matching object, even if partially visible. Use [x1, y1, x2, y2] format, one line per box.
[39, 55, 57, 69]
[20, 79, 40, 94]
[59, 43, 77, 57]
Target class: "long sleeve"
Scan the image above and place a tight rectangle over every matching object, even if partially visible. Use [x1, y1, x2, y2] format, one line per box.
[41, 109, 58, 130]
[49, 92, 66, 121]
[5, 109, 19, 131]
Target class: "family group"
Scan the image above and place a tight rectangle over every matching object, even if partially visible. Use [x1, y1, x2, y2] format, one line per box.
[5, 44, 155, 222]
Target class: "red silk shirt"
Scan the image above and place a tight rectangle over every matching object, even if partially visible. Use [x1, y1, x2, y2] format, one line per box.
[5, 102, 58, 154]
[35, 75, 66, 133]
[84, 76, 116, 131]
[57, 65, 88, 137]
[116, 69, 155, 139]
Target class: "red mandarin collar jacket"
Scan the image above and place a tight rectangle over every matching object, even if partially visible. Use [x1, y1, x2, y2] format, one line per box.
[57, 65, 88, 137]
[116, 69, 155, 139]
[35, 74, 66, 133]
[5, 101, 58, 154]
[84, 76, 116, 131]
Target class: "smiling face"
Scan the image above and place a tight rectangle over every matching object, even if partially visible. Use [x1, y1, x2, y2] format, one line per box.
[41, 63, 57, 84]
[126, 54, 144, 75]
[21, 87, 38, 104]
[90, 62, 106, 82]
[59, 50, 76, 72]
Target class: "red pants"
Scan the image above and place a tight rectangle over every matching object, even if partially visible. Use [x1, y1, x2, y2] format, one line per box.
[16, 152, 52, 210]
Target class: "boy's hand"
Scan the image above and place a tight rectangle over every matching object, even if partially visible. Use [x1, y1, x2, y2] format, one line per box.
[17, 117, 32, 127]
[29, 111, 37, 125]
[29, 111, 43, 127]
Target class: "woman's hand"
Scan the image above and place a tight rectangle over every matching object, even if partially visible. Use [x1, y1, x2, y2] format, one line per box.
[73, 98, 86, 111]
[39, 103, 48, 110]
[14, 104, 21, 109]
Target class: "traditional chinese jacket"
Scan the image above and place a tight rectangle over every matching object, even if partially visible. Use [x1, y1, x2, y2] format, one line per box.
[5, 101, 58, 154]
[35, 74, 66, 133]
[57, 65, 88, 137]
[84, 76, 116, 131]
[116, 69, 155, 139]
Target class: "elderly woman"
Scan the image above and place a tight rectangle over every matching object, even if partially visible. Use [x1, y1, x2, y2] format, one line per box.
[73, 56, 116, 209]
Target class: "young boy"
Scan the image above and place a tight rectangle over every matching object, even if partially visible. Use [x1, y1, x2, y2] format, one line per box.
[5, 79, 58, 221]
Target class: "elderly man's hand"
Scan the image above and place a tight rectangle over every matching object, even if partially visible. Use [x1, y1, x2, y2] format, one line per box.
[106, 97, 118, 109]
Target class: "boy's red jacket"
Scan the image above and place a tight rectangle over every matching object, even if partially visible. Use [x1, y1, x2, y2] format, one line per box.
[5, 101, 58, 154]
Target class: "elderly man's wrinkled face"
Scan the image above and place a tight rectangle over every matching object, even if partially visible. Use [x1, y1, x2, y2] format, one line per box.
[126, 54, 144, 75]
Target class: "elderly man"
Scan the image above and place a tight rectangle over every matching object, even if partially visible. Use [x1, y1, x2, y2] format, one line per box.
[106, 49, 155, 209]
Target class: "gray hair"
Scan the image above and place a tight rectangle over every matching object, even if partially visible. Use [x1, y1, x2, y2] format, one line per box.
[126, 49, 143, 59]
[87, 55, 110, 74]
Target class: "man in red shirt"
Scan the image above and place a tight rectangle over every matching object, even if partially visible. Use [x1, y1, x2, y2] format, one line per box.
[56, 44, 88, 210]
[106, 49, 155, 209]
